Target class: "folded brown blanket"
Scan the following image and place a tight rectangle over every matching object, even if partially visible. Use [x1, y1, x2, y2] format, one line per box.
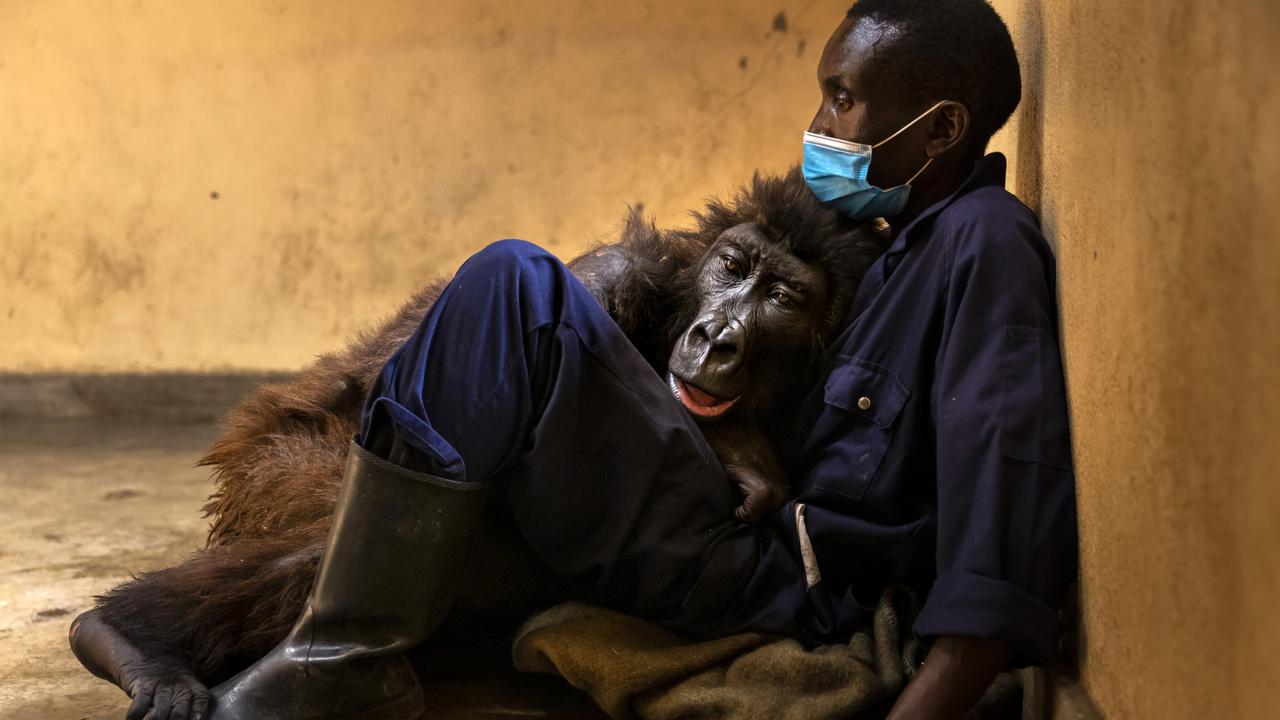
[512, 586, 1030, 720]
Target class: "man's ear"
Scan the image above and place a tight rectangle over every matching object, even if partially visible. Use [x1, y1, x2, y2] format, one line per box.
[924, 101, 970, 158]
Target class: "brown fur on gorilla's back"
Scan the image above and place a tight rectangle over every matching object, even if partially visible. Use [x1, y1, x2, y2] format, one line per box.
[197, 279, 446, 546]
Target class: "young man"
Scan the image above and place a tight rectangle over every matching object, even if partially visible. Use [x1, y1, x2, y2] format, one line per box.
[207, 1, 1077, 718]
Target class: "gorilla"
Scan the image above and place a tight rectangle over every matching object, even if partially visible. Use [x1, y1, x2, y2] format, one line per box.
[69, 168, 886, 720]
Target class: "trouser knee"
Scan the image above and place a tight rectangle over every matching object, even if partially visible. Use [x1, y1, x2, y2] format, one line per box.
[460, 239, 560, 282]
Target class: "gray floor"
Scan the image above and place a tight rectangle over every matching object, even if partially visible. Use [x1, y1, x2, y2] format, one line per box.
[0, 419, 218, 719]
[0, 419, 603, 720]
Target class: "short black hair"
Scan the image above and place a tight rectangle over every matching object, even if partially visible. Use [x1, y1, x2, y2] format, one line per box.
[845, 0, 1021, 151]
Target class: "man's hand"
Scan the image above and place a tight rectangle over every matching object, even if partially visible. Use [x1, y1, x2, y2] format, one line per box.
[701, 423, 790, 523]
[886, 635, 1013, 720]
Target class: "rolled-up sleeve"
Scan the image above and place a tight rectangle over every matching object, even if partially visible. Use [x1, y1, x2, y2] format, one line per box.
[912, 203, 1079, 665]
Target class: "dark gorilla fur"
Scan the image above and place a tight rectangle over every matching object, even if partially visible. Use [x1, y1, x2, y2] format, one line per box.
[90, 168, 886, 684]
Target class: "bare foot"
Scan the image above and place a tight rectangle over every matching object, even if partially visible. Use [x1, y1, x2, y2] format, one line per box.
[69, 609, 211, 720]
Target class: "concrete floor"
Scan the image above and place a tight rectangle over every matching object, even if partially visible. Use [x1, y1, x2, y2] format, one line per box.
[0, 419, 603, 720]
[0, 419, 216, 719]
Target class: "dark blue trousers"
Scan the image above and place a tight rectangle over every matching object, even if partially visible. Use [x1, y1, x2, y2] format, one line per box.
[358, 240, 853, 642]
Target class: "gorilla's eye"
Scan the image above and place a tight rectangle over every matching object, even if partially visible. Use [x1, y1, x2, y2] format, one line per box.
[722, 256, 743, 277]
[769, 290, 795, 307]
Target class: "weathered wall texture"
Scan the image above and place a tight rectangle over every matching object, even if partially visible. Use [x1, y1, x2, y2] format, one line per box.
[0, 0, 848, 371]
[986, 1, 1280, 717]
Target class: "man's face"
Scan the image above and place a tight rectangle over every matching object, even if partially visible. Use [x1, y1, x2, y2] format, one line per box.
[807, 17, 929, 189]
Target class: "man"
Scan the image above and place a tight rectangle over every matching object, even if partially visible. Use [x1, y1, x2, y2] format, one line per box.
[209, 1, 1077, 718]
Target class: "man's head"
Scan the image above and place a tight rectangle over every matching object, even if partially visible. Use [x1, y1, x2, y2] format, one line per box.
[808, 0, 1021, 206]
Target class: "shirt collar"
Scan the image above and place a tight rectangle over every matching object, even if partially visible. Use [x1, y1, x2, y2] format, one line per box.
[882, 152, 1009, 255]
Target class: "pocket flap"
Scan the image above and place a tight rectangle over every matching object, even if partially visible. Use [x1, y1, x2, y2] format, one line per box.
[999, 325, 1073, 470]
[824, 358, 910, 429]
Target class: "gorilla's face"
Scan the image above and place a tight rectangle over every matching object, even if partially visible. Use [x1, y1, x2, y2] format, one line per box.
[666, 222, 830, 423]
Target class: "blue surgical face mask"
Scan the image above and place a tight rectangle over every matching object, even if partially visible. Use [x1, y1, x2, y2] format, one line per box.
[802, 100, 949, 221]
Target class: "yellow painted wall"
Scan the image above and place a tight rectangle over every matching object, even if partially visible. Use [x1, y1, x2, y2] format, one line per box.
[0, 0, 850, 371]
[987, 0, 1280, 717]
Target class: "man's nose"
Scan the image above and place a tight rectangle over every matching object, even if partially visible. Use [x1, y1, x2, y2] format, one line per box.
[807, 106, 832, 136]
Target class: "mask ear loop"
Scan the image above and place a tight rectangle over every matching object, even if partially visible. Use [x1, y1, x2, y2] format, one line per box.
[903, 156, 934, 186]
[870, 99, 953, 187]
[870, 99, 953, 149]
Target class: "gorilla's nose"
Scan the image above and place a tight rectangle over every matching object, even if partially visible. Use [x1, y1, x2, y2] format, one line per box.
[690, 315, 743, 371]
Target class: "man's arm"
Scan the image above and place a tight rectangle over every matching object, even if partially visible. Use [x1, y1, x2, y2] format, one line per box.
[886, 636, 1013, 720]
[906, 203, 1077, 715]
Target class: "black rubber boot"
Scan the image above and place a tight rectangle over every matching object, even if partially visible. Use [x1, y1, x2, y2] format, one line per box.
[208, 442, 489, 719]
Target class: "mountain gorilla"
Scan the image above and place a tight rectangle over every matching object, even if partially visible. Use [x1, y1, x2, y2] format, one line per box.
[69, 168, 886, 719]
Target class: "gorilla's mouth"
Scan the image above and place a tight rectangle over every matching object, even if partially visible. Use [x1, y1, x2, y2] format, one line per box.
[667, 373, 739, 419]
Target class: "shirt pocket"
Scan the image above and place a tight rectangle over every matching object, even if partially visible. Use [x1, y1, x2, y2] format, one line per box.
[808, 357, 911, 501]
[999, 326, 1073, 471]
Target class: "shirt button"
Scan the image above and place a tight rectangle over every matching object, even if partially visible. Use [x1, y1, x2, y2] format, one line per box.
[857, 396, 872, 411]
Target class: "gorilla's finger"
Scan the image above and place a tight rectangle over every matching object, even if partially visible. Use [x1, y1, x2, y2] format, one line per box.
[124, 685, 154, 720]
[149, 684, 175, 720]
[169, 685, 193, 720]
[191, 688, 210, 720]
[738, 482, 787, 523]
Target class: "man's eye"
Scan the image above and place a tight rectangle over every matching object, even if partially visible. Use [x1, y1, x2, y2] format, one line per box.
[834, 92, 853, 112]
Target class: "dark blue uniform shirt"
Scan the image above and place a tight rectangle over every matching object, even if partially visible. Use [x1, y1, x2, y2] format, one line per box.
[784, 153, 1078, 664]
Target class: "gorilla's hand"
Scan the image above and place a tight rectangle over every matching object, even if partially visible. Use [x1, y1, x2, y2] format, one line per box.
[702, 423, 791, 524]
[69, 609, 210, 720]
[724, 461, 791, 523]
[117, 654, 210, 720]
